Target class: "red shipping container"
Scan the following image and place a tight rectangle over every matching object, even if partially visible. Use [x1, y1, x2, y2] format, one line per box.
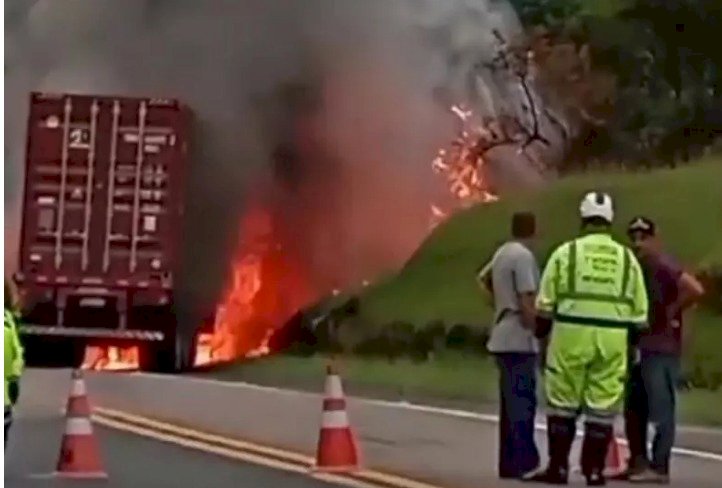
[14, 92, 193, 371]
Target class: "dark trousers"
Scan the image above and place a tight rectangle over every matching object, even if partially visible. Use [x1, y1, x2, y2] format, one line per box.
[624, 353, 680, 474]
[624, 363, 648, 467]
[495, 353, 540, 478]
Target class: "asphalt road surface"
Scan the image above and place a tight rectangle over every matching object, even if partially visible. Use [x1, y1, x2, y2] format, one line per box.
[11, 369, 722, 488]
[4, 371, 341, 488]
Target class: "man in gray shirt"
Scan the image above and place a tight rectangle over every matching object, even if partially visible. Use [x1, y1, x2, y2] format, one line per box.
[478, 211, 540, 480]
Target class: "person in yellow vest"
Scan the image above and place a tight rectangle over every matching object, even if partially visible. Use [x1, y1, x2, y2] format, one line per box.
[525, 192, 649, 486]
[5, 281, 25, 448]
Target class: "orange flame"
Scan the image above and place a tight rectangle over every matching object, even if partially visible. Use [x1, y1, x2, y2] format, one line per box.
[430, 104, 499, 227]
[81, 205, 313, 372]
[82, 103, 500, 371]
[194, 205, 314, 367]
[82, 345, 139, 371]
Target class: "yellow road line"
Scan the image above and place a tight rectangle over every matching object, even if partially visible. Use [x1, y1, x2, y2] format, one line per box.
[92, 407, 446, 488]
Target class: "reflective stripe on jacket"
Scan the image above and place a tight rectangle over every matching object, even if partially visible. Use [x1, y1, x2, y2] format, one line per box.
[536, 233, 649, 327]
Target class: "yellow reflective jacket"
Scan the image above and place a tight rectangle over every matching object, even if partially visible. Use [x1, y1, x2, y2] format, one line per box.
[4, 309, 24, 407]
[536, 233, 649, 328]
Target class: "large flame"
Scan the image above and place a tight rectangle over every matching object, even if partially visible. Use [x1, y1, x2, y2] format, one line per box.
[430, 104, 499, 228]
[81, 205, 313, 372]
[194, 205, 314, 367]
[82, 103, 498, 372]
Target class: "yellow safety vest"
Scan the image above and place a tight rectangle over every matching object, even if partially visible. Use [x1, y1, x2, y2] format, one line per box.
[536, 233, 649, 327]
[4, 309, 24, 378]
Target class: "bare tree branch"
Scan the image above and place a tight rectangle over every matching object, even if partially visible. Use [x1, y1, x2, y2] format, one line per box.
[472, 29, 552, 157]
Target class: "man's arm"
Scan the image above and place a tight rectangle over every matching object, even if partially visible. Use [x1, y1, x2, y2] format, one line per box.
[514, 251, 540, 330]
[475, 259, 495, 306]
[535, 245, 564, 338]
[627, 251, 649, 329]
[671, 270, 704, 359]
[12, 320, 25, 377]
[671, 271, 705, 318]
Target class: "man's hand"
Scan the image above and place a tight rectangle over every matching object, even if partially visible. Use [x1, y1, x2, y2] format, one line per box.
[475, 261, 495, 306]
[519, 292, 537, 331]
[672, 272, 705, 318]
[535, 315, 553, 339]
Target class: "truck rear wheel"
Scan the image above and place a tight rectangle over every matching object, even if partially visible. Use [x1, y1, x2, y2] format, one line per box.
[139, 335, 177, 373]
[22, 336, 83, 369]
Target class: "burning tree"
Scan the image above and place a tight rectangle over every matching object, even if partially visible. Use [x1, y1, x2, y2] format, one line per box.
[430, 29, 559, 227]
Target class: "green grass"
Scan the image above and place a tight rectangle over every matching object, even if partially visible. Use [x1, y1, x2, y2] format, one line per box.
[359, 160, 722, 326]
[203, 349, 722, 427]
[205, 352, 499, 406]
[204, 310, 722, 425]
[203, 159, 722, 426]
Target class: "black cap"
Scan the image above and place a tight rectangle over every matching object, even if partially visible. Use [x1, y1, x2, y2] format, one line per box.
[627, 216, 656, 236]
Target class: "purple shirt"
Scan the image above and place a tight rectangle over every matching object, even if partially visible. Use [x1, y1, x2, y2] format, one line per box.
[638, 252, 684, 355]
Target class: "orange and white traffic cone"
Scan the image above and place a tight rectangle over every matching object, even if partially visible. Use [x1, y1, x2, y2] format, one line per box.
[312, 362, 361, 473]
[55, 370, 107, 479]
[603, 435, 628, 478]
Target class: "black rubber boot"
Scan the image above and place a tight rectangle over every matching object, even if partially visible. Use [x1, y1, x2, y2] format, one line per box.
[524, 416, 576, 485]
[581, 421, 614, 486]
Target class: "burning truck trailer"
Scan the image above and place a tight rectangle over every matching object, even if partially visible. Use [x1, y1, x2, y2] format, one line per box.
[13, 92, 196, 372]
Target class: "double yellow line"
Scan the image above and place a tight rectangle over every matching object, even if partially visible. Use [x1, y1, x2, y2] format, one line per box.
[93, 407, 445, 488]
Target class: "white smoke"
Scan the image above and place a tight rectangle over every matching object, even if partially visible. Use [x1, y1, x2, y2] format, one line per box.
[4, 0, 557, 321]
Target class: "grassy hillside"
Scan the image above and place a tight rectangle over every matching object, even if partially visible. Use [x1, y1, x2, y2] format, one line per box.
[208, 159, 722, 424]
[359, 159, 722, 326]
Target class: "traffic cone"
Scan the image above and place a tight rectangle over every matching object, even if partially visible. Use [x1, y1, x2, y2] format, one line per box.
[603, 436, 628, 478]
[55, 370, 107, 479]
[312, 362, 361, 473]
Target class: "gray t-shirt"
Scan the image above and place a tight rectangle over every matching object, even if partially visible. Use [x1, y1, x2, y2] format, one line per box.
[483, 241, 540, 353]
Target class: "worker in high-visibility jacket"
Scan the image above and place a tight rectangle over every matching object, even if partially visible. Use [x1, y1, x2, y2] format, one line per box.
[527, 192, 648, 486]
[5, 282, 25, 448]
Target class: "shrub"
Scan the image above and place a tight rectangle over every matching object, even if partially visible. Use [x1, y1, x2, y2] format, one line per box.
[382, 321, 416, 361]
[410, 320, 447, 362]
[446, 324, 474, 350]
[688, 362, 722, 392]
[352, 334, 388, 357]
[469, 326, 491, 355]
[698, 267, 722, 313]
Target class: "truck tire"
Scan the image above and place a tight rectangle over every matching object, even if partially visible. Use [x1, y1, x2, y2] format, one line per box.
[22, 336, 80, 368]
[139, 336, 177, 373]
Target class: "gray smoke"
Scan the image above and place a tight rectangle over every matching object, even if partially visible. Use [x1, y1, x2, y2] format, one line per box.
[5, 0, 555, 329]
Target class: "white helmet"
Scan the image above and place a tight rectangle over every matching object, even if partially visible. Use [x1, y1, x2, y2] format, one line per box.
[579, 191, 614, 223]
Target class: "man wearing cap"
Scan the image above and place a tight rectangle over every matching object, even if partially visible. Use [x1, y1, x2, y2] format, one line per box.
[527, 192, 649, 486]
[477, 211, 541, 480]
[620, 216, 705, 483]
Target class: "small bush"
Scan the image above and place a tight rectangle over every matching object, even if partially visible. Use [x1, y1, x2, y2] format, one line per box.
[469, 327, 491, 355]
[352, 334, 389, 357]
[409, 320, 446, 362]
[383, 321, 416, 361]
[446, 324, 473, 350]
[698, 267, 722, 313]
[689, 364, 722, 392]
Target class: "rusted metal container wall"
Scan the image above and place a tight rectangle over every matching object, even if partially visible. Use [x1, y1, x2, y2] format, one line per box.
[18, 92, 191, 294]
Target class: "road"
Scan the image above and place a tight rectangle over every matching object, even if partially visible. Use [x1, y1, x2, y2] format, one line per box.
[9, 369, 722, 488]
[4, 370, 342, 488]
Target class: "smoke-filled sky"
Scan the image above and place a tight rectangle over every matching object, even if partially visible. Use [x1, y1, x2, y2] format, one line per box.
[5, 0, 532, 319]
